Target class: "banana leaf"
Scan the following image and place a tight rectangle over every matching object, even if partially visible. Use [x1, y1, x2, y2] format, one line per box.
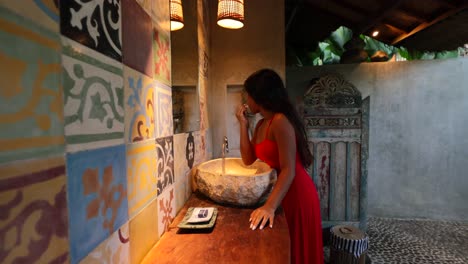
[330, 26, 353, 52]
[435, 50, 459, 59]
[287, 25, 460, 66]
[360, 34, 396, 59]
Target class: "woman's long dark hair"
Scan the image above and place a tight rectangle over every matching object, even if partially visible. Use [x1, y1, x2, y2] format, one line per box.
[244, 69, 313, 168]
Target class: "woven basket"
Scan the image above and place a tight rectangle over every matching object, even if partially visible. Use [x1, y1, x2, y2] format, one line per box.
[330, 225, 369, 264]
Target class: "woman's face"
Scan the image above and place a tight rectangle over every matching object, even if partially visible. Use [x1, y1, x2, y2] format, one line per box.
[246, 94, 260, 114]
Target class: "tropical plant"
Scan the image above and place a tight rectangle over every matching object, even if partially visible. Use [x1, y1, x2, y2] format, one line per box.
[288, 26, 460, 66]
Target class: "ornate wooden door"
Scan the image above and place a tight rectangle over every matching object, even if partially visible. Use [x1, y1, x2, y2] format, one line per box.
[302, 74, 369, 230]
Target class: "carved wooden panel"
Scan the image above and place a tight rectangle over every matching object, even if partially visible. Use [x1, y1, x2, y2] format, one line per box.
[312, 142, 331, 221]
[330, 142, 347, 221]
[304, 74, 368, 230]
[304, 115, 361, 129]
[348, 142, 361, 221]
[303, 74, 362, 115]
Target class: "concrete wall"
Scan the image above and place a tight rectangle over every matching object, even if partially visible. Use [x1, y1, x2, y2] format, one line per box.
[287, 58, 468, 221]
[208, 0, 285, 158]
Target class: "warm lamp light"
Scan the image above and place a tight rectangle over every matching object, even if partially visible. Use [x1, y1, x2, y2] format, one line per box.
[217, 0, 244, 29]
[372, 30, 379, 37]
[170, 0, 184, 31]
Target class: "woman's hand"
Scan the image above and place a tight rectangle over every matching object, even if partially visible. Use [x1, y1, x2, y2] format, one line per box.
[236, 104, 249, 128]
[249, 205, 275, 230]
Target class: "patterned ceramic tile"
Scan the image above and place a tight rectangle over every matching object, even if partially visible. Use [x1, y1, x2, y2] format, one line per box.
[124, 66, 155, 143]
[155, 81, 173, 138]
[173, 132, 195, 174]
[129, 198, 158, 264]
[127, 140, 157, 218]
[80, 223, 130, 264]
[60, 0, 122, 62]
[157, 186, 176, 237]
[0, 7, 64, 164]
[151, 0, 170, 33]
[0, 0, 59, 32]
[0, 157, 69, 263]
[186, 132, 196, 169]
[173, 133, 195, 212]
[61, 37, 124, 153]
[153, 27, 171, 86]
[122, 0, 153, 77]
[156, 136, 174, 196]
[66, 145, 128, 264]
[174, 169, 193, 214]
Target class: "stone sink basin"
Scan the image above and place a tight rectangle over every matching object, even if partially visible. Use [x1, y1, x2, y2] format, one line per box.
[195, 158, 277, 206]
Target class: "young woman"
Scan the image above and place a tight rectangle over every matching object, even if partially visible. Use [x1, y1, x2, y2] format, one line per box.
[236, 69, 323, 264]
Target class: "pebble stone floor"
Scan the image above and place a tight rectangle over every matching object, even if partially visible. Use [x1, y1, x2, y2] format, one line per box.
[365, 217, 468, 264]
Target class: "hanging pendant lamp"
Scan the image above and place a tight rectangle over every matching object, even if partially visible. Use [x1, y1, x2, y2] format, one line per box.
[217, 0, 244, 29]
[170, 0, 184, 31]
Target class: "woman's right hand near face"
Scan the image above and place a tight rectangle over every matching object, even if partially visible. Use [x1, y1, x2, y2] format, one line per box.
[236, 104, 249, 127]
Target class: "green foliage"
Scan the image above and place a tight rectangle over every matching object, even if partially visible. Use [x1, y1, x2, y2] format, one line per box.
[288, 25, 460, 66]
[318, 41, 341, 64]
[396, 46, 458, 60]
[360, 34, 396, 58]
[317, 26, 352, 65]
[434, 50, 459, 59]
[330, 26, 353, 52]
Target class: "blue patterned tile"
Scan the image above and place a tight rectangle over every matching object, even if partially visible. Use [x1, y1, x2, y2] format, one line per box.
[155, 81, 173, 138]
[124, 66, 155, 143]
[66, 144, 128, 264]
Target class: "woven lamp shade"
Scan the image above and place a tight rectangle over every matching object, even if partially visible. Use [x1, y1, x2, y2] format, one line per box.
[217, 0, 244, 29]
[170, 0, 184, 31]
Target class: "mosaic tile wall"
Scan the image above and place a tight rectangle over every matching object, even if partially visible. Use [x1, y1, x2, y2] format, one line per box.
[0, 1, 209, 263]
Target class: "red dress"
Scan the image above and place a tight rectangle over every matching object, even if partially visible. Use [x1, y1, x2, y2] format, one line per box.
[255, 118, 324, 264]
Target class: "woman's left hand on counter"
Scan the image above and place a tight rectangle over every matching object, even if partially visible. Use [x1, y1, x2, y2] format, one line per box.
[249, 205, 275, 230]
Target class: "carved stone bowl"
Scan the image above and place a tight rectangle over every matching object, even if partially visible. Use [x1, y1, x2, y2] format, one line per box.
[195, 158, 277, 207]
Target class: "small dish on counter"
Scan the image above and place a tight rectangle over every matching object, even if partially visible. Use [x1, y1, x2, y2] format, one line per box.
[177, 207, 218, 229]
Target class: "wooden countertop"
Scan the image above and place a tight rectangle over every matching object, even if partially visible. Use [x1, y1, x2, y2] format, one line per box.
[141, 193, 290, 264]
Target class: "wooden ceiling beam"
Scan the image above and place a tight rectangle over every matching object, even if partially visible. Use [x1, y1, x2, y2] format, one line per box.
[306, 0, 364, 24]
[391, 4, 468, 45]
[328, 0, 369, 17]
[357, 0, 405, 34]
[382, 23, 408, 35]
[436, 0, 457, 9]
[396, 9, 429, 23]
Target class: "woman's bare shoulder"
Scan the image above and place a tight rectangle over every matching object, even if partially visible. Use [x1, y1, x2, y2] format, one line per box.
[273, 113, 291, 126]
[271, 113, 294, 135]
[274, 113, 287, 120]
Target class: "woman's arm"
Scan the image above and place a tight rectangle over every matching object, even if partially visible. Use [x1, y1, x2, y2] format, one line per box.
[236, 105, 259, 165]
[249, 114, 296, 230]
